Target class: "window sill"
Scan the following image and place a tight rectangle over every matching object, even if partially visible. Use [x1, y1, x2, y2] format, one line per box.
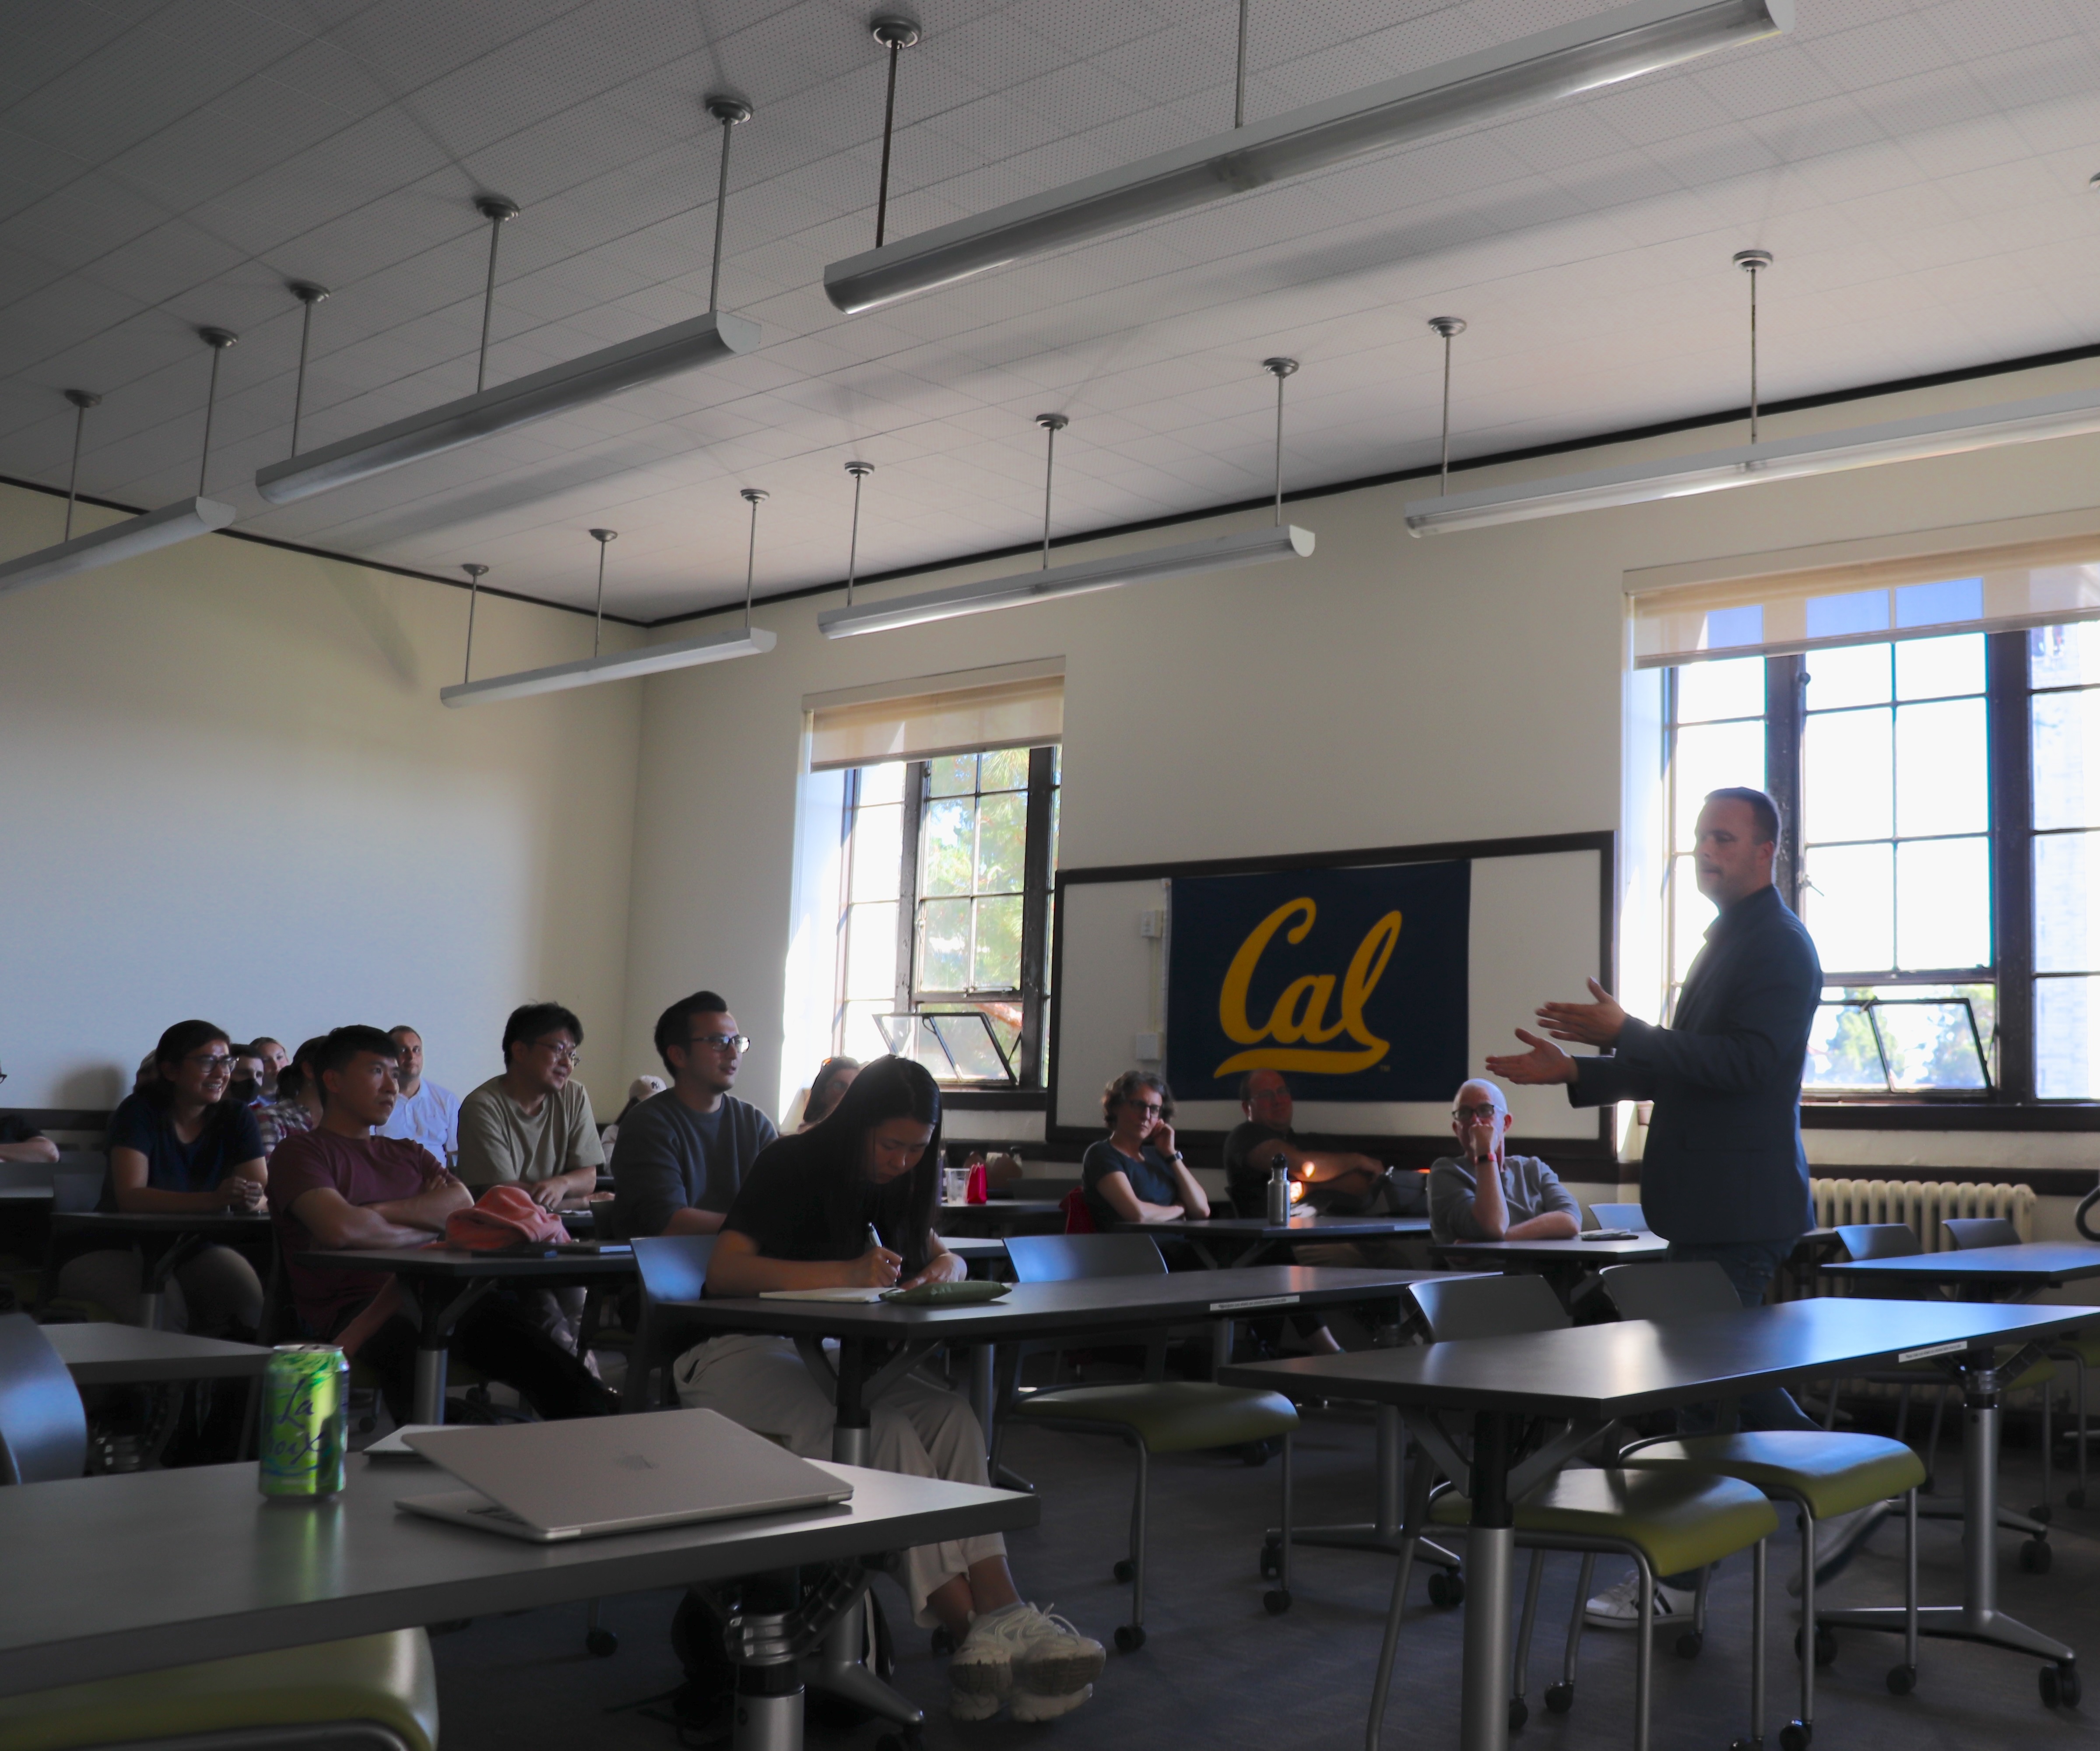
[1800, 1102, 2100, 1132]
[938, 1089, 1049, 1111]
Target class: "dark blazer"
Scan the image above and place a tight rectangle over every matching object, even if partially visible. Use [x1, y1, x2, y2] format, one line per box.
[1571, 884, 1820, 1245]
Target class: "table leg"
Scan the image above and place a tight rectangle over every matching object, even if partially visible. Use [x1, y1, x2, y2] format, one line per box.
[408, 1279, 496, 1426]
[136, 1233, 206, 1331]
[1460, 1412, 1517, 1751]
[1277, 1403, 1462, 1578]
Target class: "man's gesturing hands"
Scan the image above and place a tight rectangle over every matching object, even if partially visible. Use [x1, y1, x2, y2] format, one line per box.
[1484, 980, 1628, 1086]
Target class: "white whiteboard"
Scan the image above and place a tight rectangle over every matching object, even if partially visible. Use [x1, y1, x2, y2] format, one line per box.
[1050, 840, 1608, 1145]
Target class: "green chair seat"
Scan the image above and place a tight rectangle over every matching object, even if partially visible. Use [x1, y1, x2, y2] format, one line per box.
[1010, 1380, 1298, 1452]
[0, 1630, 438, 1751]
[1622, 1431, 1925, 1521]
[1431, 1468, 1777, 1579]
[2053, 1327, 2100, 1367]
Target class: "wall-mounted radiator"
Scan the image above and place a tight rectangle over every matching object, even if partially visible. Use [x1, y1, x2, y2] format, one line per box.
[1811, 1178, 2036, 1253]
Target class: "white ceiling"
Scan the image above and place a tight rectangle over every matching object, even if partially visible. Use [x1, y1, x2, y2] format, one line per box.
[2, 0, 2098, 622]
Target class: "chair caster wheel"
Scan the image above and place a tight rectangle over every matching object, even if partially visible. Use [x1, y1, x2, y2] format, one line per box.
[1508, 1697, 1528, 1731]
[1114, 1624, 1145, 1654]
[930, 1628, 955, 1656]
[2030, 1503, 2054, 1525]
[2020, 1538, 2052, 1574]
[1886, 1663, 1916, 1696]
[1676, 1630, 1703, 1660]
[1113, 1559, 1134, 1583]
[1780, 1720, 1812, 1751]
[1426, 1569, 1464, 1607]
[2040, 1661, 2080, 1709]
[1543, 1682, 1575, 1715]
[1241, 1439, 1274, 1466]
[2066, 1488, 2087, 1511]
[1263, 1589, 1291, 1615]
[585, 1628, 618, 1657]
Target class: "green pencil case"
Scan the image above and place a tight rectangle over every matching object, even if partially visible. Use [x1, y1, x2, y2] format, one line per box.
[881, 1280, 1011, 1306]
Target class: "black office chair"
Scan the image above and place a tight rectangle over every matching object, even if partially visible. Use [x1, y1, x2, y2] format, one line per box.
[0, 1311, 87, 1484]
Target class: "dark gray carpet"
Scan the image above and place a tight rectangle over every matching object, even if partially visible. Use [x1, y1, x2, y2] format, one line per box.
[426, 1409, 2094, 1750]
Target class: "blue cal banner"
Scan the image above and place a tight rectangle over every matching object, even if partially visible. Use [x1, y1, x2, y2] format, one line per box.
[1166, 860, 1469, 1102]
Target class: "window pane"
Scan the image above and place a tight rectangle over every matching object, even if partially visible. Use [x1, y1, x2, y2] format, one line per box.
[841, 1001, 892, 1065]
[1802, 841, 1893, 973]
[978, 747, 1028, 791]
[856, 760, 906, 806]
[843, 901, 897, 999]
[1805, 999, 1887, 1091]
[917, 897, 970, 990]
[975, 792, 1026, 893]
[1803, 708, 1892, 843]
[2036, 830, 2100, 973]
[972, 895, 1024, 989]
[2031, 622, 2100, 689]
[1895, 837, 1991, 970]
[1878, 1000, 1988, 1091]
[927, 754, 976, 798]
[1047, 782, 1060, 876]
[1894, 633, 1984, 702]
[1675, 656, 1764, 724]
[923, 1010, 1012, 1079]
[2037, 975, 2100, 1099]
[1805, 643, 1891, 711]
[1893, 697, 1987, 837]
[2032, 689, 2100, 831]
[848, 802, 902, 902]
[1671, 719, 1765, 851]
[920, 798, 973, 897]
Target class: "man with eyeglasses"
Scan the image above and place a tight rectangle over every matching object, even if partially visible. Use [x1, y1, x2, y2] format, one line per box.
[377, 1025, 461, 1166]
[456, 1002, 604, 1213]
[1426, 1078, 1578, 1245]
[611, 991, 777, 1243]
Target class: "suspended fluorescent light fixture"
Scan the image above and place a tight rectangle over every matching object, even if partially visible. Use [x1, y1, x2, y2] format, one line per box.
[0, 331, 239, 598]
[821, 359, 1315, 638]
[824, 0, 1791, 314]
[260, 98, 764, 506]
[442, 496, 775, 707]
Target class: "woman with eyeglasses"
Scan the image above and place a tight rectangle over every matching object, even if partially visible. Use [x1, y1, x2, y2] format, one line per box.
[685, 1055, 1104, 1723]
[795, 1055, 860, 1130]
[58, 1019, 268, 1336]
[1079, 1070, 1209, 1232]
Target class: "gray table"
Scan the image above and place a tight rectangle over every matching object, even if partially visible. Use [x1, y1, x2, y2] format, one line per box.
[1127, 1212, 1432, 1268]
[297, 1247, 637, 1424]
[925, 1199, 1065, 1235]
[42, 1321, 270, 1386]
[51, 1212, 274, 1329]
[1224, 1297, 2097, 1751]
[1429, 1229, 1668, 1304]
[1821, 1241, 2100, 1294]
[0, 1186, 53, 1206]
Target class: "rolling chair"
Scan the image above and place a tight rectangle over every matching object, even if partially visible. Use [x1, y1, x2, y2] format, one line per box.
[1367, 1274, 1776, 1751]
[1588, 1202, 1646, 1231]
[0, 1313, 438, 1751]
[1600, 1261, 1925, 1747]
[994, 1234, 1299, 1651]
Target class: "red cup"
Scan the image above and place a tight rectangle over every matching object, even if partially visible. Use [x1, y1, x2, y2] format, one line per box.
[965, 1160, 988, 1204]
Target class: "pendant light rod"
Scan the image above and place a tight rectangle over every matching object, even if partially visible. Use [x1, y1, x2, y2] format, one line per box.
[705, 96, 753, 314]
[845, 461, 874, 604]
[870, 17, 921, 248]
[474, 197, 520, 394]
[196, 328, 238, 497]
[741, 488, 768, 634]
[1262, 358, 1296, 524]
[61, 389, 100, 542]
[460, 563, 488, 684]
[589, 529, 616, 657]
[1734, 248, 1772, 443]
[1428, 316, 1465, 493]
[1035, 413, 1068, 569]
[286, 281, 330, 457]
[1235, 0, 1251, 128]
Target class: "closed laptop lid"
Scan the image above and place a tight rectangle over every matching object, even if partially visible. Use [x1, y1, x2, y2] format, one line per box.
[403, 1408, 852, 1533]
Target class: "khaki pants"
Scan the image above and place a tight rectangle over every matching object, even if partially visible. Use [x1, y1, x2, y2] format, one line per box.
[57, 1245, 263, 1337]
[674, 1333, 1005, 1625]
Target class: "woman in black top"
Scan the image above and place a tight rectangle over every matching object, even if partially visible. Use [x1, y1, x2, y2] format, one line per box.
[1078, 1071, 1210, 1231]
[685, 1058, 1103, 1724]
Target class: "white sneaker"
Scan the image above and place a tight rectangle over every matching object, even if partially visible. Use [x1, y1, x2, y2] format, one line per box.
[949, 1603, 1103, 1720]
[1584, 1569, 1697, 1629]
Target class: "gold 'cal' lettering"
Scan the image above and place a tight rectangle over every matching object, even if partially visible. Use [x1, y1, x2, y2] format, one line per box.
[1215, 905, 1404, 1077]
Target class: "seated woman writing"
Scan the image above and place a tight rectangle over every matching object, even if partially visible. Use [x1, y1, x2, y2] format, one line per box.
[682, 1055, 1103, 1724]
[1078, 1071, 1209, 1231]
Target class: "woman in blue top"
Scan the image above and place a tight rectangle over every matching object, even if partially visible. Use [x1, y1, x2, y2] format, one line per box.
[1079, 1071, 1209, 1231]
[57, 1019, 268, 1336]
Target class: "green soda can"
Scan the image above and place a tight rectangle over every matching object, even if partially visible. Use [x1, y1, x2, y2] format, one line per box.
[259, 1343, 348, 1499]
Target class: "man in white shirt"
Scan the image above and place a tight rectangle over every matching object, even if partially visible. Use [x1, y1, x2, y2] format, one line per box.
[377, 1025, 460, 1165]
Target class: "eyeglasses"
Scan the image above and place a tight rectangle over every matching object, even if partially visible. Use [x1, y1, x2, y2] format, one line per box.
[1452, 1103, 1501, 1124]
[535, 1041, 583, 1065]
[187, 1053, 235, 1073]
[691, 1033, 750, 1053]
[1128, 1099, 1163, 1115]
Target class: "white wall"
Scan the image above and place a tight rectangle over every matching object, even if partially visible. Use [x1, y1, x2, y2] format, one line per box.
[0, 484, 643, 1111]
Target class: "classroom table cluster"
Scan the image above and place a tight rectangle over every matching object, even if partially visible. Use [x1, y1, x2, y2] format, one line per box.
[0, 1177, 2095, 1751]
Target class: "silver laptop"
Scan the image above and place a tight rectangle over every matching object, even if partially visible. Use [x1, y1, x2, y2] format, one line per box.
[396, 1408, 853, 1542]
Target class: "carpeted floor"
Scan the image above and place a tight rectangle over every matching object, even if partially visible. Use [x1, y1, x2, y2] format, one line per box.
[423, 1401, 2095, 1751]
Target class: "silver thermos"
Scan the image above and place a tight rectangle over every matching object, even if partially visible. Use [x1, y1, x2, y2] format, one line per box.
[1264, 1152, 1292, 1224]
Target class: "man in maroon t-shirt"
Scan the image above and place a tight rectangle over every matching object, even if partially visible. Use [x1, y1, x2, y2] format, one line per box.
[270, 1025, 614, 1421]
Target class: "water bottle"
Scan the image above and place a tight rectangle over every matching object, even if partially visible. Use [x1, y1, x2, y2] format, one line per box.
[1264, 1153, 1292, 1225]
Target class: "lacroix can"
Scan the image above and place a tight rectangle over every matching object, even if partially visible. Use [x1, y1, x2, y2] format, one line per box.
[259, 1343, 348, 1499]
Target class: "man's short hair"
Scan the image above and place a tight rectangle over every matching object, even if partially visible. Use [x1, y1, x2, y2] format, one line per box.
[1102, 1070, 1173, 1127]
[1238, 1069, 1288, 1104]
[249, 1036, 282, 1055]
[1705, 785, 1781, 847]
[502, 1002, 584, 1065]
[315, 1026, 399, 1106]
[1453, 1077, 1509, 1118]
[387, 1025, 421, 1042]
[653, 991, 731, 1072]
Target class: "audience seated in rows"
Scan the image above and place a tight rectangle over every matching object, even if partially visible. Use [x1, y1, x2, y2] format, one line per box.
[457, 1003, 601, 1207]
[1222, 1069, 1391, 1217]
[224, 1045, 266, 1110]
[269, 1025, 614, 1423]
[377, 1023, 459, 1163]
[611, 992, 777, 1241]
[1079, 1070, 1208, 1231]
[254, 1037, 325, 1155]
[796, 1055, 860, 1131]
[60, 1020, 267, 1337]
[1426, 1078, 1578, 1244]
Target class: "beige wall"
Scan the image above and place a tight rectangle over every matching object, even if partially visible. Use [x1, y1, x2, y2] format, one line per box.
[0, 484, 643, 1112]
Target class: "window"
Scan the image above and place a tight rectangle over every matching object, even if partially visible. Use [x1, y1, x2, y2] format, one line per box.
[834, 745, 1060, 1086]
[1658, 620, 2100, 1104]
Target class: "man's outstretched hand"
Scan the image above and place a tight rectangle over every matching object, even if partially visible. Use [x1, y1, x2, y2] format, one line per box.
[1484, 1028, 1578, 1086]
[1536, 978, 1627, 1048]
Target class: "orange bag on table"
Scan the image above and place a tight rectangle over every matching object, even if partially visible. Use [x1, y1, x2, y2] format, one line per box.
[445, 1183, 568, 1251]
